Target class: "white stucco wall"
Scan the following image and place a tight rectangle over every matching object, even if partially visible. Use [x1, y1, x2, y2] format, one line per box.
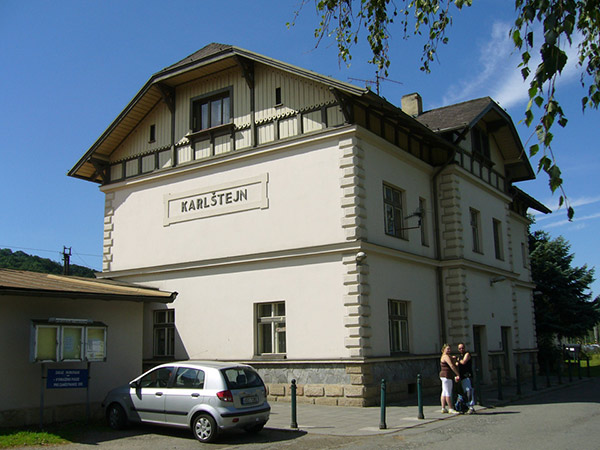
[0, 295, 143, 412]
[367, 253, 440, 355]
[120, 254, 348, 360]
[104, 134, 347, 272]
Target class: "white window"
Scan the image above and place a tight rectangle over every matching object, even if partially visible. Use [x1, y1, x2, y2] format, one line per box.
[470, 208, 482, 253]
[389, 300, 409, 353]
[384, 184, 407, 239]
[154, 309, 175, 358]
[419, 197, 428, 246]
[256, 302, 286, 356]
[493, 218, 504, 260]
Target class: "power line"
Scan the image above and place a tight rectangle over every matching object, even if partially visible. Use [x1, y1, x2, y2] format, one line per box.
[0, 244, 102, 259]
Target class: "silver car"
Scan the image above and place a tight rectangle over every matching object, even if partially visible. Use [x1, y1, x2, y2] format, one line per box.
[102, 361, 270, 443]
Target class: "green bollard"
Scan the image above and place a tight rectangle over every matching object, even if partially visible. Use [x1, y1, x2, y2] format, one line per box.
[531, 360, 537, 391]
[497, 367, 503, 400]
[417, 374, 424, 419]
[379, 379, 387, 429]
[587, 358, 591, 377]
[290, 379, 298, 429]
[516, 364, 522, 395]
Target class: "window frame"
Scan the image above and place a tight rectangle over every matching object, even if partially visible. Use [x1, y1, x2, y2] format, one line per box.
[383, 183, 407, 240]
[419, 197, 428, 246]
[388, 299, 410, 354]
[190, 87, 232, 133]
[255, 301, 286, 358]
[493, 218, 504, 260]
[470, 208, 482, 254]
[153, 309, 175, 358]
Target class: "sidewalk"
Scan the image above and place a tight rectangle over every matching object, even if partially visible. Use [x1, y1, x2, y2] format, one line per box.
[264, 375, 593, 436]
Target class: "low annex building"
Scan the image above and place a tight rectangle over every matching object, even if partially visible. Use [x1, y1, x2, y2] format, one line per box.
[0, 268, 176, 426]
[69, 43, 549, 406]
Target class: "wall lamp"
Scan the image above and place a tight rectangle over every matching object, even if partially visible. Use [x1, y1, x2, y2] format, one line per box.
[490, 276, 507, 286]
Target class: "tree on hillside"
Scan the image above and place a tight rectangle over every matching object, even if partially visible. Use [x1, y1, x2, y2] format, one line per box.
[291, 0, 600, 219]
[529, 230, 599, 358]
[0, 248, 96, 278]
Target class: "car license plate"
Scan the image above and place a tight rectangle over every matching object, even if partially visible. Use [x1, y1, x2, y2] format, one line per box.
[242, 395, 258, 405]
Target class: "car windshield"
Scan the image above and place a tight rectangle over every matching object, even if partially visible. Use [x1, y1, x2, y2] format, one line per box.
[220, 367, 264, 390]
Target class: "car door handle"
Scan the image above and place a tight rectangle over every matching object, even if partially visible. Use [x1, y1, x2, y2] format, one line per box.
[191, 393, 200, 398]
[155, 392, 163, 397]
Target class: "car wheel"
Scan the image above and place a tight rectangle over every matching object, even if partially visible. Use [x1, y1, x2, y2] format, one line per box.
[245, 423, 265, 434]
[106, 403, 128, 430]
[192, 413, 218, 443]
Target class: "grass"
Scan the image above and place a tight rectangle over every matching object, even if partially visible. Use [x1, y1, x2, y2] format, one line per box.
[0, 421, 104, 449]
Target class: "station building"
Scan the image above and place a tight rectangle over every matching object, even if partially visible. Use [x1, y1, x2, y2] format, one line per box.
[69, 43, 550, 405]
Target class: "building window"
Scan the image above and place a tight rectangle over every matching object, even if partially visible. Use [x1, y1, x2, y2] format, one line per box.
[521, 242, 527, 268]
[275, 87, 282, 106]
[384, 184, 407, 239]
[472, 127, 490, 159]
[389, 300, 409, 353]
[191, 90, 231, 132]
[419, 197, 428, 246]
[149, 124, 156, 143]
[470, 208, 482, 253]
[154, 309, 174, 358]
[256, 302, 286, 356]
[493, 219, 504, 260]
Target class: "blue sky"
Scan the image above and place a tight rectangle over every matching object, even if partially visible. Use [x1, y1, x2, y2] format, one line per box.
[1, 0, 598, 296]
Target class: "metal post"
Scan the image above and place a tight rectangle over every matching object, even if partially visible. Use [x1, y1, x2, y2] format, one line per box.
[86, 362, 91, 423]
[379, 379, 387, 429]
[545, 359, 551, 388]
[578, 357, 582, 380]
[475, 368, 483, 406]
[417, 373, 424, 419]
[39, 363, 45, 430]
[496, 367, 503, 400]
[531, 359, 537, 391]
[290, 379, 298, 429]
[567, 354, 573, 382]
[516, 363, 522, 395]
[557, 358, 562, 384]
[587, 357, 591, 377]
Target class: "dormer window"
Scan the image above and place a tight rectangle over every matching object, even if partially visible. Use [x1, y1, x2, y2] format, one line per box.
[471, 127, 490, 159]
[191, 89, 231, 132]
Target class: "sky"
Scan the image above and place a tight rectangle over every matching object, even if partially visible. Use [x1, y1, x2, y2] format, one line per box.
[1, 0, 598, 296]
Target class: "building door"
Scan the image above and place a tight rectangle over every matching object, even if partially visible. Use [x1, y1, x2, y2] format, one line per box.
[473, 325, 490, 383]
[501, 327, 514, 379]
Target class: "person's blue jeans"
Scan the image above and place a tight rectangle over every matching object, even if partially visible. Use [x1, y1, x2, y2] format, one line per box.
[461, 377, 475, 407]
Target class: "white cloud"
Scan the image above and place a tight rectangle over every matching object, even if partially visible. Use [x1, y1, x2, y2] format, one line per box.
[543, 211, 600, 229]
[441, 21, 584, 110]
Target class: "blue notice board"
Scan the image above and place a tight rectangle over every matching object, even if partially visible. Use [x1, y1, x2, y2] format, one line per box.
[47, 369, 88, 389]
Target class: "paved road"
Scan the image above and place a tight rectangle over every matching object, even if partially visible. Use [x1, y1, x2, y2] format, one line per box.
[15, 378, 600, 449]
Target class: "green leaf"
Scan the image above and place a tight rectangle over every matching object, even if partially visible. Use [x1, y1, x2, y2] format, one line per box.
[529, 143, 540, 157]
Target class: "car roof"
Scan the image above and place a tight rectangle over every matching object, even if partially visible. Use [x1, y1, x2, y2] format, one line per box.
[157, 360, 253, 370]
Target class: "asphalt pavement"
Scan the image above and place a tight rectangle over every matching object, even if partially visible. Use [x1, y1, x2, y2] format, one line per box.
[264, 374, 593, 436]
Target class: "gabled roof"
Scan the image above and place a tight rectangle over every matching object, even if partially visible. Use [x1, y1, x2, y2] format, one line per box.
[68, 43, 368, 183]
[416, 97, 535, 183]
[0, 268, 176, 302]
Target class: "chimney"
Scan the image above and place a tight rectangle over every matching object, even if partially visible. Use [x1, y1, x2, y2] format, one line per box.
[401, 93, 423, 117]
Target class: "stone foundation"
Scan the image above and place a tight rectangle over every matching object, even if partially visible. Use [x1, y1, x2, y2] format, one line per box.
[252, 357, 441, 407]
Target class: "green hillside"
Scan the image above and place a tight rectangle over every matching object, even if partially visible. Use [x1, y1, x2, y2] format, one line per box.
[0, 248, 96, 278]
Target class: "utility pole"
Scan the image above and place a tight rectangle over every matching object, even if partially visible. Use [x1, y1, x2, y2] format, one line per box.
[62, 246, 71, 275]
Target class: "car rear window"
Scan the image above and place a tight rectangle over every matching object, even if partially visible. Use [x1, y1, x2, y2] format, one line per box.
[220, 367, 264, 390]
